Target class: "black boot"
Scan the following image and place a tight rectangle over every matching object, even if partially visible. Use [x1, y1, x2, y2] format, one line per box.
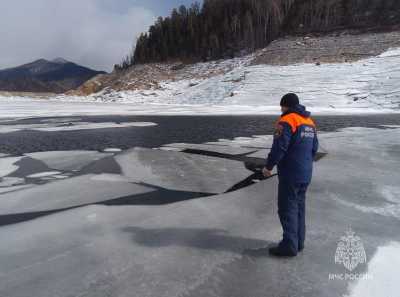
[268, 245, 297, 257]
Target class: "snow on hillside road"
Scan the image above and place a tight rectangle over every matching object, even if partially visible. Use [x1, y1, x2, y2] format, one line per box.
[0, 126, 400, 297]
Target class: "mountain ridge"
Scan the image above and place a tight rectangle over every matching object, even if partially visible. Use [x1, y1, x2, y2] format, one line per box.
[0, 58, 106, 94]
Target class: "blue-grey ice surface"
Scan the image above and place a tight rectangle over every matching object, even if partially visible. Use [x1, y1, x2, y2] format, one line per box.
[0, 126, 399, 297]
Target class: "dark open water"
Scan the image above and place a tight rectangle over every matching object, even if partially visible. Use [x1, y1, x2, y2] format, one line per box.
[0, 114, 399, 155]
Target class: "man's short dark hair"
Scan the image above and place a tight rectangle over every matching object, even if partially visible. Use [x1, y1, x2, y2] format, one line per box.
[280, 93, 300, 108]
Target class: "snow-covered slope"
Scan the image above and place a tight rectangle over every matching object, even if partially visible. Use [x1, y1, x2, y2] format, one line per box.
[1, 48, 399, 116]
[58, 48, 400, 114]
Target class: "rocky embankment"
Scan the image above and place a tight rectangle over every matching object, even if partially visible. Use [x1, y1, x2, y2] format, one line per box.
[253, 29, 400, 65]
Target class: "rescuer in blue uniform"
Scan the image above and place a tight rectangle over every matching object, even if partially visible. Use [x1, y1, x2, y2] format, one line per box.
[263, 93, 319, 257]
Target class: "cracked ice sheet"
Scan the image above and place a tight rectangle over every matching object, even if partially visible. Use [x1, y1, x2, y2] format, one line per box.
[0, 181, 280, 297]
[161, 136, 273, 159]
[0, 127, 400, 297]
[0, 173, 399, 297]
[0, 174, 154, 215]
[162, 134, 273, 158]
[115, 147, 251, 193]
[162, 136, 270, 159]
[206, 135, 273, 148]
[0, 147, 252, 214]
[26, 151, 112, 172]
[161, 143, 257, 155]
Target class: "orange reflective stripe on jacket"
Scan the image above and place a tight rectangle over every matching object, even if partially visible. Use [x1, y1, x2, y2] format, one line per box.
[279, 113, 315, 133]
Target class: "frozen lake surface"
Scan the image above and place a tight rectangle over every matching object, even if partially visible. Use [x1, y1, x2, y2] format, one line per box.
[1, 114, 400, 155]
[0, 115, 399, 297]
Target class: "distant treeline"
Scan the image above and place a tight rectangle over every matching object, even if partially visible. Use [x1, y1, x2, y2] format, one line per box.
[117, 0, 400, 69]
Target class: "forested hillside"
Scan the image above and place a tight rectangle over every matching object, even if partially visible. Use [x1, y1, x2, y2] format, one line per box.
[118, 0, 400, 69]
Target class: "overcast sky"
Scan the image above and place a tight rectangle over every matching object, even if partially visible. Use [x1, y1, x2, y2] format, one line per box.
[0, 0, 198, 72]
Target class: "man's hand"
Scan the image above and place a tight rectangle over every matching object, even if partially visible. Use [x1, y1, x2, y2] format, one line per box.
[262, 167, 273, 178]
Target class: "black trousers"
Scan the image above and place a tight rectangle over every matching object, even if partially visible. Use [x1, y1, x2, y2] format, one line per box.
[278, 179, 309, 254]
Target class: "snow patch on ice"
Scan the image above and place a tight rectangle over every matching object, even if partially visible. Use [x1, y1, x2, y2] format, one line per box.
[0, 121, 157, 133]
[381, 125, 400, 128]
[27, 171, 62, 179]
[378, 48, 400, 58]
[329, 191, 400, 219]
[0, 184, 32, 194]
[0, 157, 22, 177]
[40, 118, 82, 123]
[158, 146, 182, 152]
[103, 148, 123, 153]
[0, 177, 24, 187]
[380, 185, 400, 204]
[90, 174, 131, 183]
[346, 242, 400, 297]
[86, 213, 98, 222]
